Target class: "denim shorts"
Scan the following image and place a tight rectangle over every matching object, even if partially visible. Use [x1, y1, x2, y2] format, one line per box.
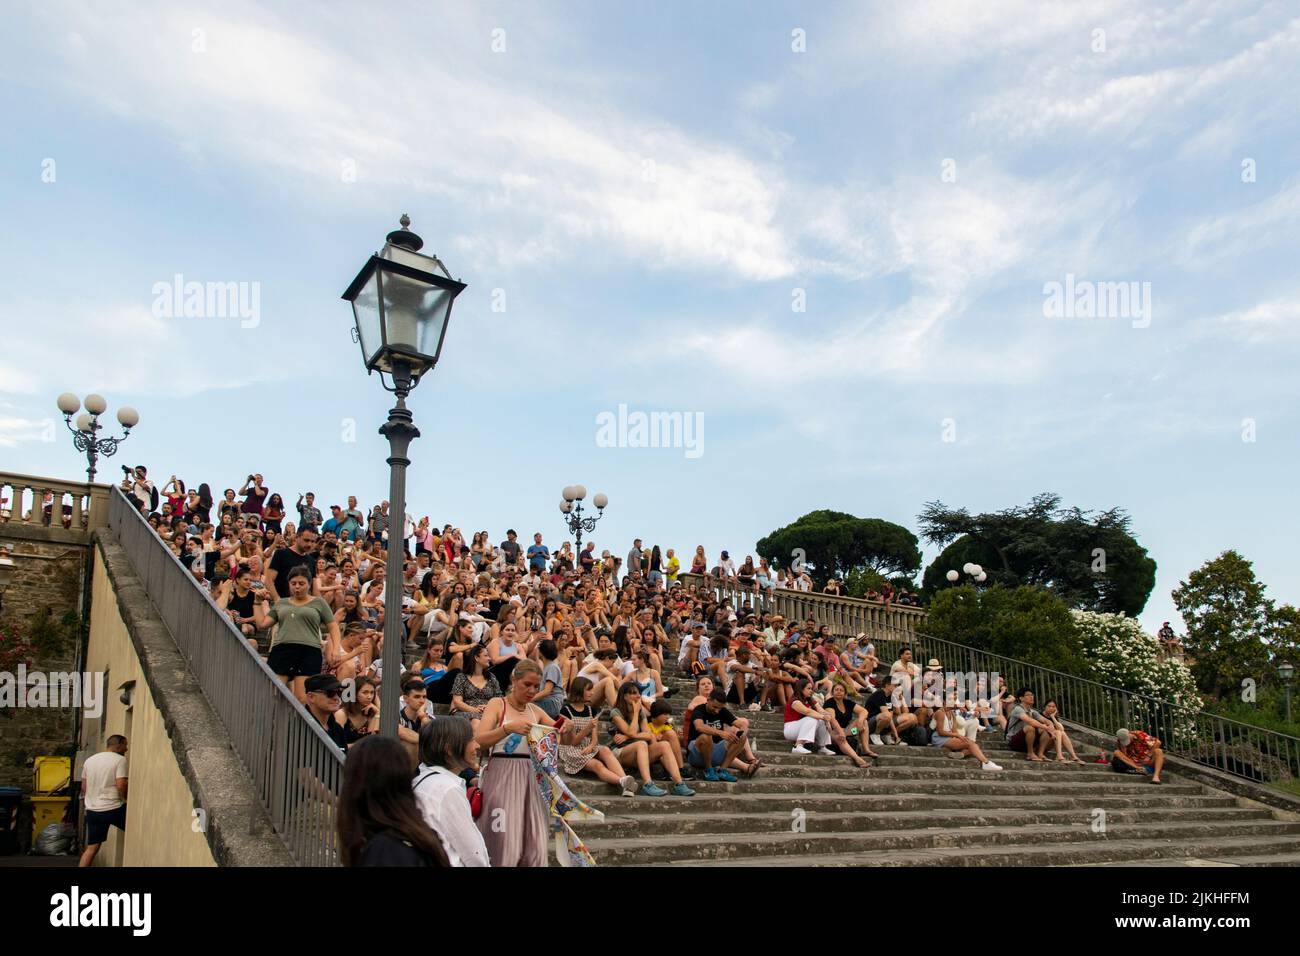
[687, 738, 728, 767]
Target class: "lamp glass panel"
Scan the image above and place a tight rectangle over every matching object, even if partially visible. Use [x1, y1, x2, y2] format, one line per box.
[350, 270, 383, 368]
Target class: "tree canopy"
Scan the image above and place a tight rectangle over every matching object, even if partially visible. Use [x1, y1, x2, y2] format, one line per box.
[918, 493, 1156, 616]
[924, 583, 1085, 674]
[755, 510, 921, 585]
[1172, 550, 1274, 700]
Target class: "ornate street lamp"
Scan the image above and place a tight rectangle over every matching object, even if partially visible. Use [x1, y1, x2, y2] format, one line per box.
[559, 485, 608, 558]
[946, 564, 987, 586]
[56, 393, 139, 482]
[343, 214, 466, 739]
[1280, 661, 1295, 724]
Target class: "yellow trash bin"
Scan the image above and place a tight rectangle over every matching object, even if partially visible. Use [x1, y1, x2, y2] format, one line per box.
[31, 795, 71, 842]
[34, 756, 72, 795]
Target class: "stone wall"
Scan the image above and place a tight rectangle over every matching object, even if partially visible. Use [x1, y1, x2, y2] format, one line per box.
[0, 534, 88, 792]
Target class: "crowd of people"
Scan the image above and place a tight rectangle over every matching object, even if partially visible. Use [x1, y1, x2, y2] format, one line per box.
[114, 466, 1164, 867]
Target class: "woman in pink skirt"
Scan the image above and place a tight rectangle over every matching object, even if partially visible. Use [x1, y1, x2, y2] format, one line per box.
[474, 659, 555, 866]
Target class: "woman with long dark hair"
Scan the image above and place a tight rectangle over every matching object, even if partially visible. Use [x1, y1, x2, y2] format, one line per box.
[338, 735, 448, 867]
[336, 675, 381, 740]
[451, 644, 502, 730]
[263, 493, 285, 535]
[192, 483, 213, 525]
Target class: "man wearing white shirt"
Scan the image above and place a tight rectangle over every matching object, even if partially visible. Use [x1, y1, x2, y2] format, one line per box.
[718, 551, 736, 577]
[80, 735, 129, 867]
[459, 599, 491, 643]
[413, 720, 490, 867]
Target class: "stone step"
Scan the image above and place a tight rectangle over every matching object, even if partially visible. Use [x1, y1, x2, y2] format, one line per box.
[582, 819, 1300, 866]
[662, 765, 1165, 784]
[745, 752, 1106, 769]
[674, 834, 1300, 867]
[1090, 852, 1300, 867]
[575, 791, 1241, 816]
[624, 731, 1052, 755]
[574, 806, 1276, 840]
[564, 776, 1206, 797]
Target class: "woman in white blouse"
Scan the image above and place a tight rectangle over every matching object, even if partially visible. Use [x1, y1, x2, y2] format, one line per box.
[412, 717, 490, 867]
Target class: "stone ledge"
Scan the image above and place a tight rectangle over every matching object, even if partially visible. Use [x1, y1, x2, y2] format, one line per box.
[1062, 719, 1300, 818]
[92, 530, 295, 867]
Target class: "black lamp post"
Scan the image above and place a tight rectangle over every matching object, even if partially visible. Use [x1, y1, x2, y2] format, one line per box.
[56, 393, 139, 482]
[342, 214, 466, 738]
[1281, 661, 1295, 725]
[559, 485, 608, 556]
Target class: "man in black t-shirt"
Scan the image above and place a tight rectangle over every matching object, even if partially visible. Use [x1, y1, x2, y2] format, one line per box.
[267, 526, 318, 600]
[687, 690, 749, 781]
[864, 675, 917, 746]
[305, 674, 357, 752]
[501, 530, 522, 569]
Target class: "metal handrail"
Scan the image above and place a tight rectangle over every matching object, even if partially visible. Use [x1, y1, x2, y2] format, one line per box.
[689, 574, 1299, 787]
[105, 487, 343, 866]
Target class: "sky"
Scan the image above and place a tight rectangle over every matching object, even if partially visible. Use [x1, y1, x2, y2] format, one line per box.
[1, 0, 1297, 634]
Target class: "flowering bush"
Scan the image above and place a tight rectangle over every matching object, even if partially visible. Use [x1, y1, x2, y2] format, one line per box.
[0, 621, 35, 675]
[1072, 610, 1201, 742]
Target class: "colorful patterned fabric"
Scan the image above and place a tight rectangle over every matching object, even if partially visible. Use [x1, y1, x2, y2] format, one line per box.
[527, 724, 604, 866]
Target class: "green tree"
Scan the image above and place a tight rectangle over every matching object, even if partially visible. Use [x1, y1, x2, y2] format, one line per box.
[918, 494, 1156, 616]
[1171, 550, 1272, 701]
[755, 510, 920, 586]
[1266, 604, 1300, 678]
[924, 583, 1084, 673]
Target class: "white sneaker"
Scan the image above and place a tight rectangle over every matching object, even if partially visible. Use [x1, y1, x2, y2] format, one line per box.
[791, 745, 812, 755]
[869, 734, 885, 747]
[981, 761, 1003, 772]
[817, 747, 835, 756]
[619, 775, 637, 796]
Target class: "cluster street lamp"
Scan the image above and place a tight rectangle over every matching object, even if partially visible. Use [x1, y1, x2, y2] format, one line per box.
[343, 214, 466, 739]
[945, 563, 987, 585]
[559, 485, 608, 555]
[56, 393, 139, 482]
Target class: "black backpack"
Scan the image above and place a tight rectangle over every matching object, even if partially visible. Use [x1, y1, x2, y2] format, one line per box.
[906, 723, 931, 746]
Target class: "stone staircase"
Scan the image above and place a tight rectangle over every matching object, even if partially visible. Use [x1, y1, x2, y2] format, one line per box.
[564, 671, 1300, 867]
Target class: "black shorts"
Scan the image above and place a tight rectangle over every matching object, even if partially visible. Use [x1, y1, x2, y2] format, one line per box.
[1008, 730, 1028, 752]
[85, 804, 127, 844]
[267, 643, 323, 679]
[725, 683, 752, 704]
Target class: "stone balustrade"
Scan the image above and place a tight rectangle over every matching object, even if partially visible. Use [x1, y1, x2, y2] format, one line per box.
[0, 471, 109, 546]
[678, 571, 925, 643]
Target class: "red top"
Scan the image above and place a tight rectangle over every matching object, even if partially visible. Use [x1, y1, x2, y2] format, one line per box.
[784, 698, 805, 723]
[1124, 731, 1152, 763]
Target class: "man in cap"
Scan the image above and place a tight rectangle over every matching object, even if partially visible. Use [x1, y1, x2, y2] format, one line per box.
[1112, 727, 1164, 784]
[304, 674, 359, 751]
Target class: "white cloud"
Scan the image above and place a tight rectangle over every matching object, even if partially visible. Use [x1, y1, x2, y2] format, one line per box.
[21, 2, 800, 282]
[0, 303, 269, 399]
